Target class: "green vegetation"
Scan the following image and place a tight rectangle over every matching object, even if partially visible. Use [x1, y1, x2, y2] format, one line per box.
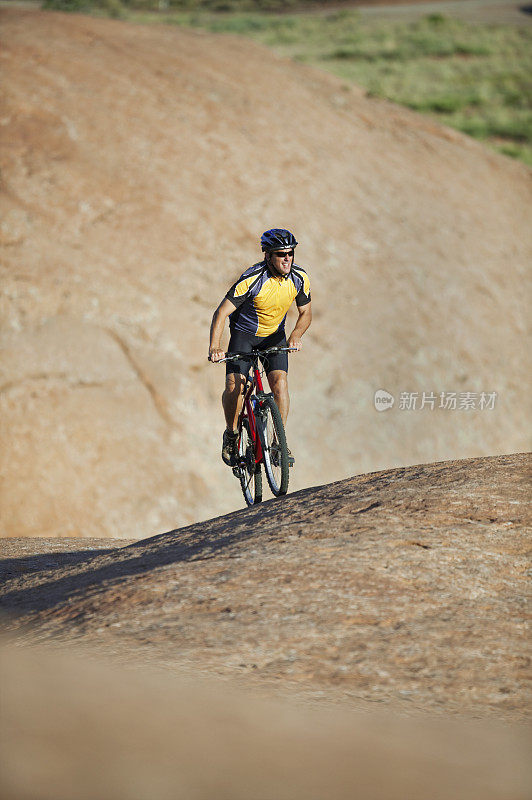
[43, 0, 348, 10]
[42, 1, 532, 165]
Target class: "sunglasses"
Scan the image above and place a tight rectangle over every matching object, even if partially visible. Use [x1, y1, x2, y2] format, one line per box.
[272, 250, 294, 258]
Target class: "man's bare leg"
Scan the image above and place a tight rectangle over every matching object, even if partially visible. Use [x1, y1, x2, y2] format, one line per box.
[222, 373, 246, 432]
[267, 370, 290, 427]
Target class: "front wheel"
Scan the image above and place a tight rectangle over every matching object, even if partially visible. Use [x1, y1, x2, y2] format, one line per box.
[237, 417, 262, 506]
[258, 396, 289, 496]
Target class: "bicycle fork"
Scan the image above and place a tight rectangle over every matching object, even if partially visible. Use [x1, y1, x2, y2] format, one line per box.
[232, 392, 265, 479]
[248, 395, 264, 464]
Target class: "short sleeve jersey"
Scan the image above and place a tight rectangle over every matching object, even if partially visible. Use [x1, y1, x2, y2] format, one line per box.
[225, 261, 311, 338]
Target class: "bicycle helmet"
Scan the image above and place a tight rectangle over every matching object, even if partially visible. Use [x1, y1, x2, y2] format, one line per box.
[260, 228, 298, 252]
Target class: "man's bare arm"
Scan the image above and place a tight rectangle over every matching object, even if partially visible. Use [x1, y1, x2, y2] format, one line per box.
[288, 302, 312, 351]
[209, 298, 236, 361]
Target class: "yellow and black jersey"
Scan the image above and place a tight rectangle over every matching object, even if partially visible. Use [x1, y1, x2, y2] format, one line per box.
[226, 261, 311, 338]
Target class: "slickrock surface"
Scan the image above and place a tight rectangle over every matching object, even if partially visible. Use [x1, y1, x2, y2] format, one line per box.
[1, 8, 531, 538]
[2, 639, 530, 800]
[2, 453, 530, 720]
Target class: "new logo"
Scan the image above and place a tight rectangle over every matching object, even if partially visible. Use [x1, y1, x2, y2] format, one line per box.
[374, 389, 394, 411]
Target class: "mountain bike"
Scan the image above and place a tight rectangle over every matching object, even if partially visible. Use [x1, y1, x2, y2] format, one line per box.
[220, 346, 295, 506]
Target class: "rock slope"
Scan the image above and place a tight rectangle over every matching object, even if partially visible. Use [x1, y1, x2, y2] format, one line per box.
[2, 453, 530, 720]
[1, 9, 531, 538]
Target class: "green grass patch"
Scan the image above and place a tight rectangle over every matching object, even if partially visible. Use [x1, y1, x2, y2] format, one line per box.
[42, 2, 532, 166]
[43, 0, 352, 10]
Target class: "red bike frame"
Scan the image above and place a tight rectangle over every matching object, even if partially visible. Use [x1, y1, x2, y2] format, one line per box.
[242, 366, 265, 465]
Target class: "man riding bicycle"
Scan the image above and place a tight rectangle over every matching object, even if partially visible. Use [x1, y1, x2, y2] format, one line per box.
[209, 228, 312, 467]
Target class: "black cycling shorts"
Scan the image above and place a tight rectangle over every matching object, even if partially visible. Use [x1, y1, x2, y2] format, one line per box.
[225, 328, 288, 378]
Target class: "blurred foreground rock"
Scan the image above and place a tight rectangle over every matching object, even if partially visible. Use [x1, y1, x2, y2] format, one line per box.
[1, 638, 531, 800]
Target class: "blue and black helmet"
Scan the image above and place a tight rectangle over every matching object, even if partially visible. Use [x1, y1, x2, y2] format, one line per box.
[260, 228, 298, 252]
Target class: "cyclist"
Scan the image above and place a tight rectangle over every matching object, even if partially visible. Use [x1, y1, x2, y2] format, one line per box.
[209, 228, 312, 467]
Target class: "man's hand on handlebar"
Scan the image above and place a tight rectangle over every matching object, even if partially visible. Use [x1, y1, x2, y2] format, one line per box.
[208, 347, 225, 362]
[288, 337, 302, 351]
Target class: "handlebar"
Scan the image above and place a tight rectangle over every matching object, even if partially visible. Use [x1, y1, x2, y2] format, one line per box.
[210, 346, 298, 364]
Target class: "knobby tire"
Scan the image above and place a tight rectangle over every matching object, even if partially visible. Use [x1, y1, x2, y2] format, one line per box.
[238, 417, 262, 506]
[259, 395, 289, 496]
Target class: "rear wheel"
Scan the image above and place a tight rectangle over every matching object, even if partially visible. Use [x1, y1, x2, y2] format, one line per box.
[237, 417, 262, 506]
[258, 396, 289, 496]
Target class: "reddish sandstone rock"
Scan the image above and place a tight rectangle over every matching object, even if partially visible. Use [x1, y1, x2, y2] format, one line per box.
[2, 454, 530, 721]
[1, 9, 530, 538]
